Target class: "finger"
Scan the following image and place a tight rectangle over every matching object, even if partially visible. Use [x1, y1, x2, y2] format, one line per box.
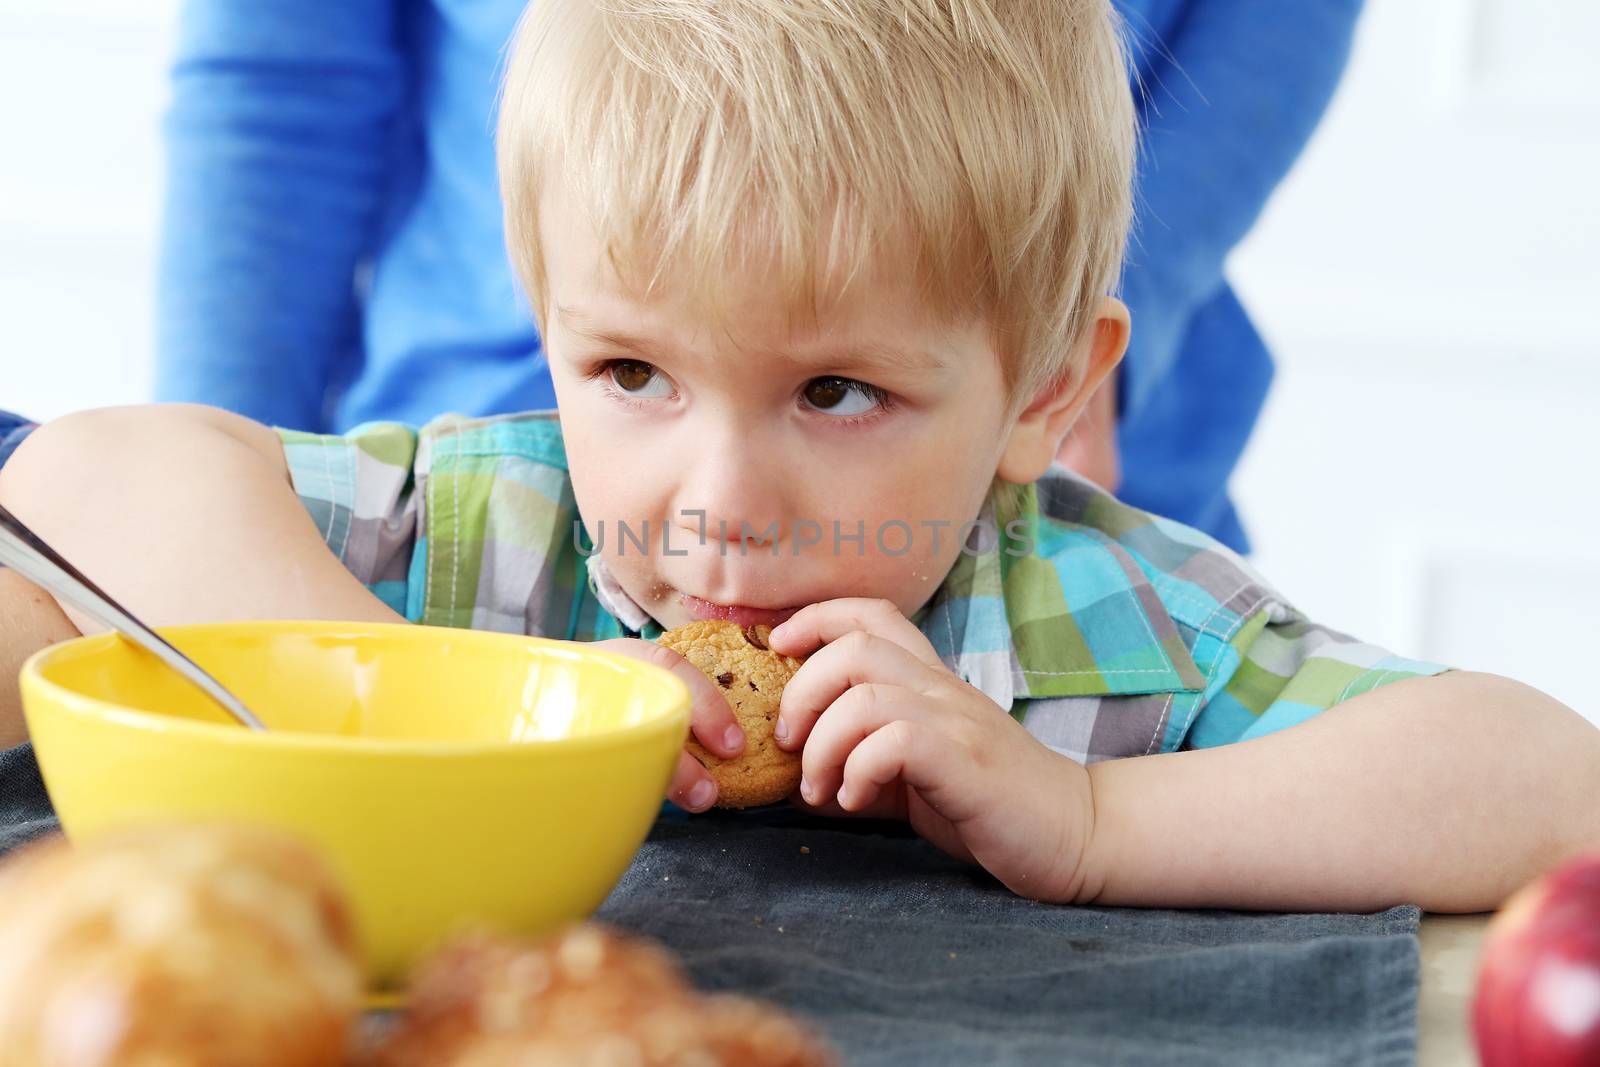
[825, 723, 928, 812]
[596, 638, 744, 758]
[777, 631, 937, 752]
[667, 750, 718, 813]
[767, 597, 940, 666]
[789, 778, 909, 822]
[834, 737, 977, 865]
[799, 682, 930, 807]
[839, 725, 985, 853]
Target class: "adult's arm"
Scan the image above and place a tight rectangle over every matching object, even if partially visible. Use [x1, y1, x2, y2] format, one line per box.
[155, 0, 406, 431]
[1116, 0, 1364, 417]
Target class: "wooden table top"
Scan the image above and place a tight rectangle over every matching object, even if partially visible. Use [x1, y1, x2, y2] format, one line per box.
[1417, 913, 1491, 1066]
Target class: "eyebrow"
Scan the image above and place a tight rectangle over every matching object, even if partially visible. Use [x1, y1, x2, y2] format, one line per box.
[556, 306, 657, 357]
[555, 303, 945, 377]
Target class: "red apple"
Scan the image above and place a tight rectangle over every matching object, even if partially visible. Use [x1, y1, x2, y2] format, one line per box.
[1474, 854, 1600, 1067]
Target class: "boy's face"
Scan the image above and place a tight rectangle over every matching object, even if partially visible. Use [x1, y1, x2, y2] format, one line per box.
[539, 184, 1019, 631]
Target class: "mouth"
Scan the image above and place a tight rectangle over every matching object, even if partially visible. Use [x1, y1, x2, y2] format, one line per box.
[678, 594, 801, 628]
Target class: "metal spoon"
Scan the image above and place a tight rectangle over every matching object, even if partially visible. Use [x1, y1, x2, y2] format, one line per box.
[0, 502, 267, 731]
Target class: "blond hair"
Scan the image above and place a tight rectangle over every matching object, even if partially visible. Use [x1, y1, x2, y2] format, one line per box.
[497, 0, 1134, 409]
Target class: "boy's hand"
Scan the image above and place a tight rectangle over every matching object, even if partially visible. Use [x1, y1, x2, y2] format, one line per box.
[591, 638, 744, 814]
[766, 599, 1097, 902]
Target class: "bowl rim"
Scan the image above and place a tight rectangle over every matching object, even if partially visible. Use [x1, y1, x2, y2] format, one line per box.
[20, 620, 692, 757]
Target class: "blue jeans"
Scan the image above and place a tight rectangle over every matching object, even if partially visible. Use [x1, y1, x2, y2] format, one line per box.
[0, 411, 38, 471]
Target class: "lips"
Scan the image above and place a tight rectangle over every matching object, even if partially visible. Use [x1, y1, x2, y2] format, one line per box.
[678, 594, 799, 628]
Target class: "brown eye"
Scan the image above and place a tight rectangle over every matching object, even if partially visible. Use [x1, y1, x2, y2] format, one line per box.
[609, 360, 663, 394]
[802, 376, 888, 417]
[803, 378, 849, 409]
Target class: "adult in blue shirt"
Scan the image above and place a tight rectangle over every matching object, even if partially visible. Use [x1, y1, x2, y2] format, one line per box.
[153, 0, 1364, 554]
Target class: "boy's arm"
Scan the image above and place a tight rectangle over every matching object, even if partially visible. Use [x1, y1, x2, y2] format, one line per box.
[0, 404, 405, 639]
[1077, 670, 1600, 912]
[0, 569, 81, 747]
[0, 404, 746, 812]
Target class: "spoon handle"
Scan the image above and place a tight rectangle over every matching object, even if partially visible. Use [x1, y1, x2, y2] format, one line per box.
[0, 503, 267, 731]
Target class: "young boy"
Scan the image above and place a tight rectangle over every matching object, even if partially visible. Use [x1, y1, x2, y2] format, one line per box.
[1, 0, 1596, 911]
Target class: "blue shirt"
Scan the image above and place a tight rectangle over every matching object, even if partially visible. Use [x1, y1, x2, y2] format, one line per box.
[154, 0, 1363, 555]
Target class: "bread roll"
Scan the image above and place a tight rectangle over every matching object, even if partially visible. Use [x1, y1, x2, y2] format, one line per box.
[0, 823, 361, 1067]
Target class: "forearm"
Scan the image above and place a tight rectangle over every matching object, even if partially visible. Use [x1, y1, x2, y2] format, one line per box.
[0, 569, 80, 747]
[157, 0, 404, 428]
[0, 404, 403, 637]
[1126, 0, 1361, 286]
[1117, 1, 1362, 412]
[1075, 671, 1600, 912]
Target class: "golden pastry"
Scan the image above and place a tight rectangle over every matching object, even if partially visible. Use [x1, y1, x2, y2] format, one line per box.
[0, 823, 361, 1067]
[365, 924, 834, 1067]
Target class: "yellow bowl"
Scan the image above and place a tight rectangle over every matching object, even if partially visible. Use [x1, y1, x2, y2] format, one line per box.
[19, 620, 690, 987]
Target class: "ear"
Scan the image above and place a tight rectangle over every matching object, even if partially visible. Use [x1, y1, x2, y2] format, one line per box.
[997, 296, 1130, 485]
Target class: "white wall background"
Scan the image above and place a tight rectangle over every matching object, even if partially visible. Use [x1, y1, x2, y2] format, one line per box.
[0, 0, 175, 415]
[1, 0, 1597, 717]
[1229, 0, 1600, 720]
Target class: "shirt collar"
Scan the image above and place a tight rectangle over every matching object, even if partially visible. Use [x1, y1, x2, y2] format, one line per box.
[916, 478, 1205, 710]
[586, 554, 663, 640]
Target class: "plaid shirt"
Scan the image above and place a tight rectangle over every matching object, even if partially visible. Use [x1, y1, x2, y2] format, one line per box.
[278, 412, 1452, 764]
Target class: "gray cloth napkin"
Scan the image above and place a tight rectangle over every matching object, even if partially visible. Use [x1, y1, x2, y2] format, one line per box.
[598, 808, 1421, 1067]
[0, 750, 1420, 1065]
[0, 742, 58, 855]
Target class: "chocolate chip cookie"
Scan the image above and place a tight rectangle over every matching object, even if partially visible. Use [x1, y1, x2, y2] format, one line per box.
[656, 620, 805, 809]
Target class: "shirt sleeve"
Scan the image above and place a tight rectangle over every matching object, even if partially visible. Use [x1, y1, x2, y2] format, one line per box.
[275, 422, 422, 619]
[1115, 0, 1364, 420]
[156, 0, 406, 431]
[1179, 598, 1454, 750]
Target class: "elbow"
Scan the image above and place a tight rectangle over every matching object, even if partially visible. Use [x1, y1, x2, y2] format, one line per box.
[0, 403, 267, 529]
[1464, 670, 1600, 880]
[0, 408, 116, 522]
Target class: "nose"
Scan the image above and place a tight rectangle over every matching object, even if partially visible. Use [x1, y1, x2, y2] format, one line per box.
[669, 424, 790, 552]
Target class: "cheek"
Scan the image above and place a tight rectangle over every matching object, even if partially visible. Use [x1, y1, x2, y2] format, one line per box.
[560, 388, 657, 513]
[844, 450, 992, 533]
[806, 524, 968, 619]
[564, 429, 641, 536]
[809, 474, 990, 612]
